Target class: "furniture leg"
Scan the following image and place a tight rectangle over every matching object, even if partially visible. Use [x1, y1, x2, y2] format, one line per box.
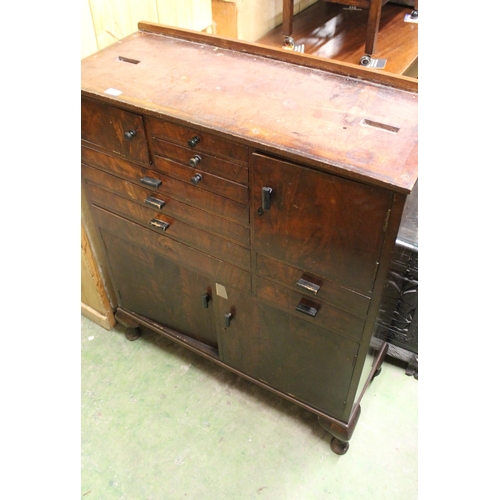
[115, 308, 142, 341]
[365, 0, 383, 56]
[282, 0, 294, 37]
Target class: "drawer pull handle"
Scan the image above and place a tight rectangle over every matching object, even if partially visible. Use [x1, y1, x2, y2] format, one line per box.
[189, 155, 202, 167]
[124, 129, 137, 140]
[262, 186, 273, 210]
[201, 293, 210, 309]
[149, 218, 170, 231]
[144, 196, 165, 210]
[140, 177, 162, 189]
[224, 312, 233, 327]
[296, 277, 321, 295]
[191, 173, 203, 185]
[188, 136, 201, 148]
[295, 300, 318, 318]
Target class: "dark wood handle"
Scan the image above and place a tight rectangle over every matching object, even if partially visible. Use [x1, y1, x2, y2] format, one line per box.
[191, 173, 203, 185]
[201, 293, 210, 309]
[149, 218, 170, 231]
[224, 312, 232, 327]
[140, 176, 162, 189]
[189, 155, 201, 167]
[296, 277, 321, 295]
[188, 136, 200, 148]
[295, 299, 318, 318]
[144, 196, 165, 209]
[124, 129, 137, 140]
[262, 187, 273, 210]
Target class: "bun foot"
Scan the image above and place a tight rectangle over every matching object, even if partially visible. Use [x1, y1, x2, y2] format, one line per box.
[125, 327, 141, 341]
[330, 437, 349, 455]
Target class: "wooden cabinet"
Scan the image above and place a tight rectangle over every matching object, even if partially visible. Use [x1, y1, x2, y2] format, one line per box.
[81, 24, 417, 455]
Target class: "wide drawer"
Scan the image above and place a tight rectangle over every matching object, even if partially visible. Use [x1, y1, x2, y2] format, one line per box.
[82, 146, 249, 226]
[255, 277, 365, 342]
[154, 156, 248, 203]
[91, 206, 252, 293]
[82, 164, 250, 247]
[147, 116, 249, 164]
[85, 181, 251, 270]
[152, 140, 248, 184]
[81, 97, 149, 165]
[256, 253, 370, 318]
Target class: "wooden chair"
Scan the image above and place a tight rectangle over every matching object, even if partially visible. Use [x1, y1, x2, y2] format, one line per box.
[282, 0, 416, 65]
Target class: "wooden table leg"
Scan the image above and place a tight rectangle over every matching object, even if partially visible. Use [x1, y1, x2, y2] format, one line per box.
[283, 0, 294, 37]
[365, 0, 383, 56]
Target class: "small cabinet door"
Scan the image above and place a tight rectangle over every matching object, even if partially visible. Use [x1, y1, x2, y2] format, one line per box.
[81, 98, 150, 165]
[252, 153, 393, 295]
[101, 227, 218, 349]
[217, 287, 359, 420]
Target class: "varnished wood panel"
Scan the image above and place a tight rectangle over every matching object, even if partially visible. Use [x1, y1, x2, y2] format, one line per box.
[81, 98, 150, 165]
[252, 153, 393, 294]
[91, 206, 252, 292]
[82, 164, 250, 245]
[84, 181, 251, 269]
[152, 140, 248, 184]
[82, 146, 249, 225]
[255, 277, 365, 341]
[154, 156, 248, 203]
[102, 229, 219, 348]
[218, 286, 358, 420]
[256, 253, 370, 317]
[82, 29, 418, 192]
[147, 116, 249, 164]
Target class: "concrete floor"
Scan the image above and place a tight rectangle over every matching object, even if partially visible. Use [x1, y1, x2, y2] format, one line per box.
[81, 315, 417, 499]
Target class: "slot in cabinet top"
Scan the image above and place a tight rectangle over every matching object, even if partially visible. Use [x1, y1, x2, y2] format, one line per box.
[81, 25, 417, 193]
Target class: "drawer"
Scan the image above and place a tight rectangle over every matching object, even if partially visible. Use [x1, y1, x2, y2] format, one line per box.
[147, 116, 248, 164]
[152, 140, 248, 184]
[82, 146, 249, 226]
[154, 156, 248, 203]
[255, 277, 365, 342]
[82, 164, 250, 247]
[91, 206, 252, 293]
[81, 97, 149, 165]
[256, 253, 370, 318]
[85, 182, 251, 270]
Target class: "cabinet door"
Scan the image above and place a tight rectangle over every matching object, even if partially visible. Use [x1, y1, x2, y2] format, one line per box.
[252, 153, 393, 294]
[218, 288, 359, 420]
[81, 98, 150, 165]
[101, 227, 218, 349]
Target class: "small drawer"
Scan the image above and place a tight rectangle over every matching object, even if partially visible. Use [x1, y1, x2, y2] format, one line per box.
[81, 146, 249, 226]
[147, 116, 248, 164]
[255, 277, 365, 342]
[85, 182, 251, 270]
[154, 156, 248, 203]
[152, 139, 248, 184]
[81, 97, 149, 165]
[82, 165, 250, 246]
[91, 205, 252, 293]
[256, 254, 370, 318]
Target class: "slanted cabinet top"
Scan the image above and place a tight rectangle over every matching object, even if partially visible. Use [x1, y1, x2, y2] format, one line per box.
[81, 24, 418, 193]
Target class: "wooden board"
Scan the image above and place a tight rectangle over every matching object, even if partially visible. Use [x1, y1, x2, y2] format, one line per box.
[81, 27, 417, 192]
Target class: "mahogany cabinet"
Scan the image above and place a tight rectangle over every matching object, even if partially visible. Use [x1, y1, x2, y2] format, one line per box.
[81, 24, 418, 455]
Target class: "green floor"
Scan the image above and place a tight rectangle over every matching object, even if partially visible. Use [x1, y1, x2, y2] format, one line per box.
[81, 315, 417, 499]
